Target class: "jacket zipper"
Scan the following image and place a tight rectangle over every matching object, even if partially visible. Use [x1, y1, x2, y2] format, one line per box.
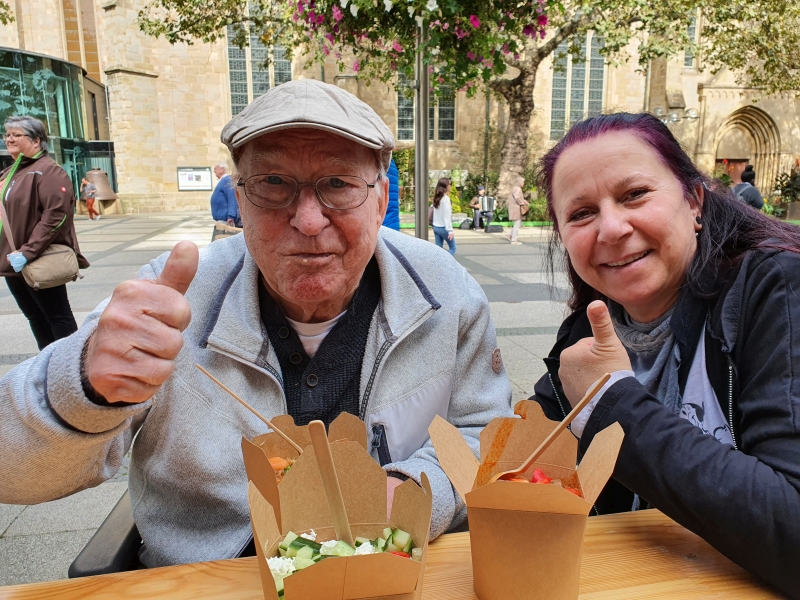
[548, 373, 568, 419]
[727, 356, 738, 450]
[371, 424, 393, 466]
[550, 372, 600, 516]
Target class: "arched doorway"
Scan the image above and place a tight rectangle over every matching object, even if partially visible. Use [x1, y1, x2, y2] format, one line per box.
[714, 106, 780, 192]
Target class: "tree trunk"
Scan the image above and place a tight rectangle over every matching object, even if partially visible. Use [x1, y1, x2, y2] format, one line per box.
[494, 60, 539, 207]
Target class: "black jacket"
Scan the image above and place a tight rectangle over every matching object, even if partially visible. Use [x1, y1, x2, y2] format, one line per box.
[532, 248, 800, 599]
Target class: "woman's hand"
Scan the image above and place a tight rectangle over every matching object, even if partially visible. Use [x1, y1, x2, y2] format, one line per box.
[559, 300, 632, 408]
[7, 252, 27, 273]
[448, 232, 454, 241]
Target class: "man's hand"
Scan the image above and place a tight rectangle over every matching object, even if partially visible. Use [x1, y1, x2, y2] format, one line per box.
[558, 300, 631, 407]
[85, 241, 199, 404]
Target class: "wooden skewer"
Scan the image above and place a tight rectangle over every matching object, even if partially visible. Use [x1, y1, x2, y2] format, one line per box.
[195, 364, 303, 454]
[308, 420, 354, 547]
[488, 373, 611, 484]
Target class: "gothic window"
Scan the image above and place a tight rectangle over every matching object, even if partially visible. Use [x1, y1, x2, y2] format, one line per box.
[398, 76, 456, 142]
[549, 32, 605, 140]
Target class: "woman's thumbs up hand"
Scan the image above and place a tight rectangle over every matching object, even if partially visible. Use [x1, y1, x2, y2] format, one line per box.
[84, 241, 199, 404]
[558, 300, 632, 408]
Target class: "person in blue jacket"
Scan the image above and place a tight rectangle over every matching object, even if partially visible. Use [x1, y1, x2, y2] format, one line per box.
[210, 163, 241, 227]
[382, 158, 400, 230]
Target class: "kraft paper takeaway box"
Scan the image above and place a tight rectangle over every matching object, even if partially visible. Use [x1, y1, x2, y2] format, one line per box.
[242, 412, 434, 600]
[428, 400, 624, 600]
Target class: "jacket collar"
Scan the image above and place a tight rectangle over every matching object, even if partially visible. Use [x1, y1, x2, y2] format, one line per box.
[202, 230, 441, 364]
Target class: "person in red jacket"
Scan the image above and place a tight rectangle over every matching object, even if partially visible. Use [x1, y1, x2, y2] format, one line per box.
[1, 116, 89, 349]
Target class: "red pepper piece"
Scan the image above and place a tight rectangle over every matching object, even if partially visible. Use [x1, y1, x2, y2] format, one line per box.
[565, 486, 582, 497]
[389, 551, 411, 558]
[531, 468, 552, 484]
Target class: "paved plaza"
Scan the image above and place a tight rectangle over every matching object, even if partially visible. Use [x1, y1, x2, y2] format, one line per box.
[0, 213, 570, 586]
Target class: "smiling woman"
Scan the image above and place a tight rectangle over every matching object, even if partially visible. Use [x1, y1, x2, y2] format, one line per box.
[529, 112, 800, 598]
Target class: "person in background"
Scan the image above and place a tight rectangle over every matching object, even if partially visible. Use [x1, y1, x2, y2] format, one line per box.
[431, 177, 456, 255]
[0, 116, 89, 350]
[532, 112, 800, 598]
[210, 163, 241, 227]
[382, 158, 400, 230]
[734, 165, 764, 210]
[469, 185, 485, 229]
[507, 175, 528, 245]
[80, 177, 99, 221]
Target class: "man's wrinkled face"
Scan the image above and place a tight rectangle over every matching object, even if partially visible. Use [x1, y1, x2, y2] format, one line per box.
[235, 129, 388, 321]
[214, 165, 226, 179]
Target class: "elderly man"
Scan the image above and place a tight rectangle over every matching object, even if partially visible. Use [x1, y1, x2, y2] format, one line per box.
[210, 162, 241, 226]
[0, 80, 512, 568]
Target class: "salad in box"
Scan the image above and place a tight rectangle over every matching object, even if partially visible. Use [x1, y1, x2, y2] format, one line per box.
[243, 412, 433, 600]
[429, 400, 624, 600]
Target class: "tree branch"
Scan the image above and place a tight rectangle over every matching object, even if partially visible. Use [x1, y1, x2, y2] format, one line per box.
[533, 12, 592, 65]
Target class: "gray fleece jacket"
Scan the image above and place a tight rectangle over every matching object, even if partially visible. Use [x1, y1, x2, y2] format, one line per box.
[0, 227, 513, 567]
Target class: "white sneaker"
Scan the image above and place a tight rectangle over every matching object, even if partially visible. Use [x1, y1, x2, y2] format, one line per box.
[93, 215, 100, 220]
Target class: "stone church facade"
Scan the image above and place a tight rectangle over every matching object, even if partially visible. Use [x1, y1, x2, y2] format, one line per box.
[2, 0, 798, 212]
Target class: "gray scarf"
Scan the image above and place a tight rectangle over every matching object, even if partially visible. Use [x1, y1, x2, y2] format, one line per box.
[608, 301, 682, 414]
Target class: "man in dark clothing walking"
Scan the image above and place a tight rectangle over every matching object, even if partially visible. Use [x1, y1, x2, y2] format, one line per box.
[732, 165, 764, 210]
[210, 163, 241, 226]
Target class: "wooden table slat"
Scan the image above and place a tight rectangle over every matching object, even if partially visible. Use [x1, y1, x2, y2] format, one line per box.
[0, 510, 780, 600]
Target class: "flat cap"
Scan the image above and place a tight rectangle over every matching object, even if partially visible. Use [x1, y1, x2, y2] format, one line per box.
[221, 79, 395, 171]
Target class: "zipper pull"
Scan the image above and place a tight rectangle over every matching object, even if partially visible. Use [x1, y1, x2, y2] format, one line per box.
[371, 424, 384, 451]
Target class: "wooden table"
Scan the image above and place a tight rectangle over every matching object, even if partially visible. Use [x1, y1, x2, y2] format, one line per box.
[0, 510, 781, 599]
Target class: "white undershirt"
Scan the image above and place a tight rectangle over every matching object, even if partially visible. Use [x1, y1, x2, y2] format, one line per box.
[285, 311, 347, 358]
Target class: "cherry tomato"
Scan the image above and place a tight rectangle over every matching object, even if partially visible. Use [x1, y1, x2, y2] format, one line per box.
[531, 468, 552, 484]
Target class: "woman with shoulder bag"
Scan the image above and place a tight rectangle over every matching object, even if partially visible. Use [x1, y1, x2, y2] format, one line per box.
[508, 175, 529, 245]
[532, 112, 800, 598]
[1, 116, 89, 350]
[431, 177, 456, 255]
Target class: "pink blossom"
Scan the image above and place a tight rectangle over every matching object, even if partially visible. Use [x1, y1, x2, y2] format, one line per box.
[437, 76, 444, 83]
[502, 43, 509, 54]
[466, 51, 476, 60]
[317, 13, 324, 23]
[469, 14, 480, 28]
[333, 24, 340, 33]
[325, 32, 335, 42]
[428, 65, 434, 74]
[523, 25, 534, 37]
[353, 60, 360, 71]
[322, 45, 330, 55]
[514, 53, 520, 60]
[455, 26, 467, 38]
[298, 0, 304, 11]
[390, 61, 397, 71]
[332, 5, 344, 21]
[308, 10, 316, 21]
[539, 29, 546, 39]
[393, 40, 403, 52]
[442, 22, 449, 29]
[538, 14, 548, 26]
[292, 12, 299, 21]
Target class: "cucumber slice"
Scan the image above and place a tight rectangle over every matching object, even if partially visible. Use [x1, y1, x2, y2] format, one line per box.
[293, 556, 315, 570]
[280, 531, 298, 550]
[411, 548, 423, 562]
[279, 547, 287, 557]
[295, 545, 314, 560]
[402, 537, 413, 553]
[320, 540, 356, 557]
[275, 577, 285, 595]
[392, 529, 411, 551]
[382, 527, 394, 541]
[354, 536, 372, 547]
[375, 538, 387, 552]
[386, 542, 401, 553]
[289, 538, 322, 553]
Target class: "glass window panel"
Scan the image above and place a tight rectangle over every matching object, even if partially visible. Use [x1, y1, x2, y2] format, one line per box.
[586, 35, 605, 117]
[397, 74, 414, 141]
[438, 108, 455, 141]
[550, 42, 569, 140]
[273, 45, 292, 86]
[684, 17, 697, 66]
[227, 25, 249, 116]
[250, 34, 270, 99]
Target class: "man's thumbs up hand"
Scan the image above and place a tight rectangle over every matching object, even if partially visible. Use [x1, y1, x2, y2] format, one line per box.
[85, 242, 199, 404]
[558, 300, 632, 408]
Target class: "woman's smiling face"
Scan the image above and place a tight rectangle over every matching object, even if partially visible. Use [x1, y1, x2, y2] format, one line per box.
[551, 131, 703, 322]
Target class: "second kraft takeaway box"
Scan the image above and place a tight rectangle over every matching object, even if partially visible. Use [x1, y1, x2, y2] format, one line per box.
[428, 400, 624, 600]
[242, 412, 433, 600]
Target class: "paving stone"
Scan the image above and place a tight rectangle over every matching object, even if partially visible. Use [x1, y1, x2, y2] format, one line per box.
[0, 504, 25, 536]
[4, 482, 128, 537]
[0, 529, 96, 586]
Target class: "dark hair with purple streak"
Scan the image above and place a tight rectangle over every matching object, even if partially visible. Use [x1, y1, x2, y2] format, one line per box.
[539, 112, 800, 312]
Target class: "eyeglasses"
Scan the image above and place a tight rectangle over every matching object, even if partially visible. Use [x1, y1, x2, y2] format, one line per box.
[237, 174, 379, 210]
[3, 133, 28, 140]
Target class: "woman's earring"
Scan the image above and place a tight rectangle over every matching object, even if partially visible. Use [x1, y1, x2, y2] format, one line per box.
[695, 216, 702, 238]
